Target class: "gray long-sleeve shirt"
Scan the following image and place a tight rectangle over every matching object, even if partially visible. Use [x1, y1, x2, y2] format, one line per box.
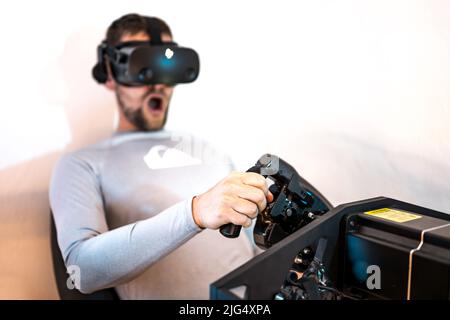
[49, 130, 254, 299]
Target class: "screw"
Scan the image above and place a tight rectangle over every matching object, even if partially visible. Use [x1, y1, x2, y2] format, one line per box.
[286, 208, 292, 216]
[294, 256, 303, 264]
[349, 220, 356, 227]
[303, 248, 311, 255]
[308, 212, 315, 219]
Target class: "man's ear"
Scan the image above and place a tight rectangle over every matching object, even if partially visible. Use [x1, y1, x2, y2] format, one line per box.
[104, 59, 116, 91]
[105, 77, 116, 91]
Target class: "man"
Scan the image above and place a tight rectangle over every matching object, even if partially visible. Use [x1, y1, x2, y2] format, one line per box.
[49, 13, 272, 299]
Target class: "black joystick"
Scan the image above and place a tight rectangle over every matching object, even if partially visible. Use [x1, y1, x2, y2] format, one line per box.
[219, 154, 276, 238]
[219, 154, 331, 249]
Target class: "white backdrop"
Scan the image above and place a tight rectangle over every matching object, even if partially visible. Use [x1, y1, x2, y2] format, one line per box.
[0, 0, 449, 298]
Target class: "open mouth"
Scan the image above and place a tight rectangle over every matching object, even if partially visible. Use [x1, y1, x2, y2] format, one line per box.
[147, 96, 164, 112]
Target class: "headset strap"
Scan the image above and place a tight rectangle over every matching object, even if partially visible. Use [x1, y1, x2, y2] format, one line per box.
[146, 17, 163, 45]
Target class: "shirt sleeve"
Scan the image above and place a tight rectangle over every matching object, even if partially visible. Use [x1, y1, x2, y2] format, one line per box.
[49, 152, 202, 294]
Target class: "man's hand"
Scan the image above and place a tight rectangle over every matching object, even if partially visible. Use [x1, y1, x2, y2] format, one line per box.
[191, 172, 274, 229]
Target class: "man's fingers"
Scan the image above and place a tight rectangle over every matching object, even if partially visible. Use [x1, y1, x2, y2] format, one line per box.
[267, 191, 274, 203]
[240, 172, 269, 196]
[230, 197, 259, 219]
[227, 209, 252, 228]
[234, 184, 267, 213]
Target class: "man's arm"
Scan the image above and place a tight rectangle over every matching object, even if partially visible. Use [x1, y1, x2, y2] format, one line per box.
[49, 153, 202, 294]
[50, 151, 272, 295]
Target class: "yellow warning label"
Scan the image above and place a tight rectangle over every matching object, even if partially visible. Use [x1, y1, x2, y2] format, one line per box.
[364, 208, 422, 223]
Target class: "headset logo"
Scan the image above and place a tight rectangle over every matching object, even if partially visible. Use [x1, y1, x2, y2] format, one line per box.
[66, 265, 81, 290]
[366, 265, 381, 290]
[165, 48, 174, 59]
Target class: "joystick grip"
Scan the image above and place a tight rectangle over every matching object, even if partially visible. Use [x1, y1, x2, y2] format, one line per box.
[219, 164, 262, 238]
[219, 223, 242, 238]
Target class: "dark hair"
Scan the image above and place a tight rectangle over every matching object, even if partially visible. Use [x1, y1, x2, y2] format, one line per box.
[105, 13, 172, 46]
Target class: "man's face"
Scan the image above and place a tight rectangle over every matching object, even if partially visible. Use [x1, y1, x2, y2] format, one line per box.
[107, 32, 174, 131]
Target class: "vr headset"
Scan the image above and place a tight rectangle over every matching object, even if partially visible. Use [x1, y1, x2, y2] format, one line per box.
[92, 17, 200, 86]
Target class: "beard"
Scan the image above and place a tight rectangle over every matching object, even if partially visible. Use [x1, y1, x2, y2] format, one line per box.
[116, 87, 170, 131]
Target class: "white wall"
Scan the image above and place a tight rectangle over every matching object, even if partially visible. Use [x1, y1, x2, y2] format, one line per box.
[0, 0, 449, 299]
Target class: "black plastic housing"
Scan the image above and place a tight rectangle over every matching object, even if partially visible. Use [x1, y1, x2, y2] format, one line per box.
[210, 197, 450, 300]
